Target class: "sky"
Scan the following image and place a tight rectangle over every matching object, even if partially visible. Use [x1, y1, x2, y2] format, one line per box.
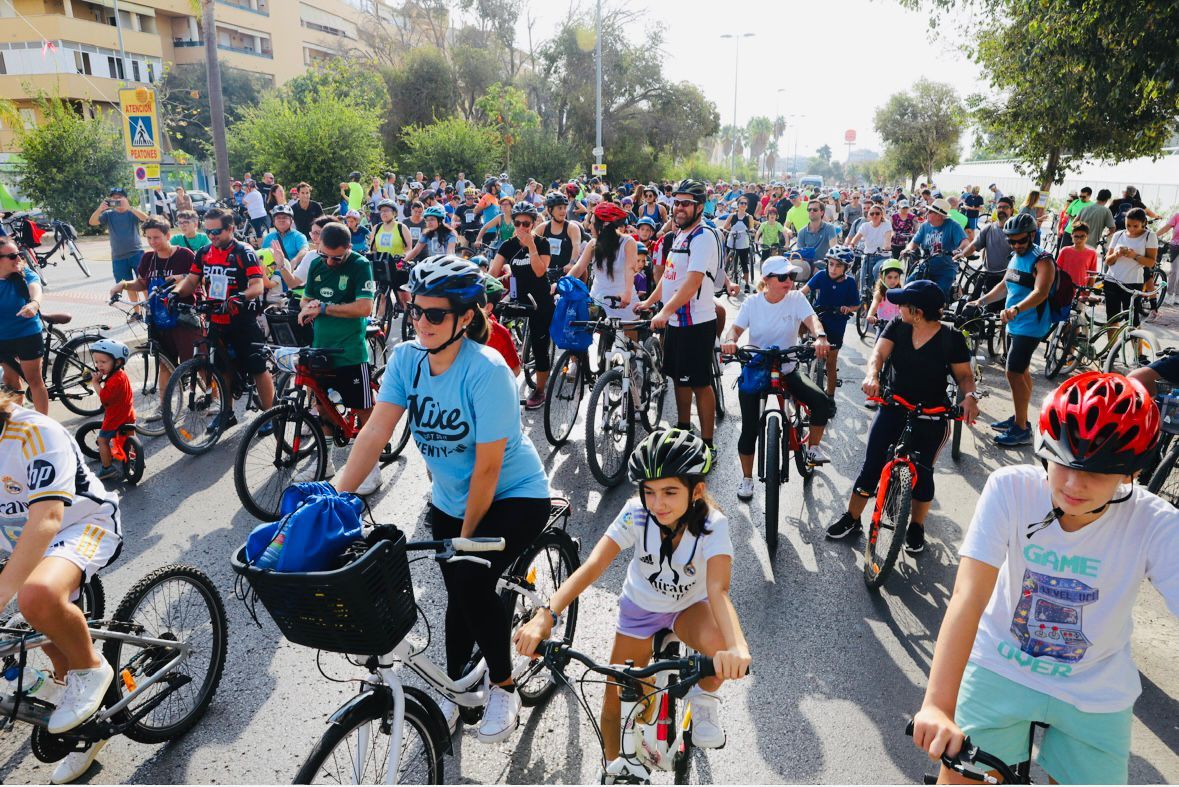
[511, 0, 989, 160]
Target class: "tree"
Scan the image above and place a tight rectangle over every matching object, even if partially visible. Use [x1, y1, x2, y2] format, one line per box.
[4, 95, 128, 228]
[450, 29, 504, 119]
[284, 57, 389, 112]
[475, 82, 539, 177]
[457, 0, 525, 80]
[197, 0, 230, 198]
[227, 90, 385, 202]
[160, 62, 270, 160]
[746, 116, 773, 172]
[399, 117, 504, 180]
[380, 48, 459, 158]
[816, 144, 833, 164]
[510, 127, 579, 185]
[874, 79, 964, 190]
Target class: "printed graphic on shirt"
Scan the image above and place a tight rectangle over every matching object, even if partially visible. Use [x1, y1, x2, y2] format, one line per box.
[1009, 568, 1099, 666]
[405, 394, 470, 456]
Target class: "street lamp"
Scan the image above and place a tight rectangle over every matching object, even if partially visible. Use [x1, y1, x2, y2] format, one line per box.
[719, 32, 754, 182]
[593, 0, 604, 170]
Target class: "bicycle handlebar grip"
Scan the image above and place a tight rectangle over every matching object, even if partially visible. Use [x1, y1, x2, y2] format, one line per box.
[451, 537, 507, 553]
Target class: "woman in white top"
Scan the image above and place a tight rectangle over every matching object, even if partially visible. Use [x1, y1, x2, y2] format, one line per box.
[569, 201, 636, 320]
[1103, 206, 1158, 324]
[845, 203, 894, 293]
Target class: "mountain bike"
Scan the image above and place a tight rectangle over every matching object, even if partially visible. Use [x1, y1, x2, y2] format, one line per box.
[942, 306, 994, 461]
[1042, 280, 1162, 378]
[75, 422, 146, 485]
[2, 313, 107, 417]
[0, 213, 90, 280]
[1102, 280, 1166, 375]
[233, 347, 412, 521]
[863, 391, 962, 591]
[585, 317, 668, 487]
[0, 562, 227, 766]
[233, 502, 579, 785]
[495, 294, 542, 392]
[723, 345, 817, 557]
[531, 634, 722, 785]
[905, 719, 1043, 784]
[1145, 375, 1179, 505]
[373, 254, 415, 343]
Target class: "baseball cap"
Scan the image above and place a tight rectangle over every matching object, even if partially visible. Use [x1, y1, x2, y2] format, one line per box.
[109, 187, 127, 197]
[898, 199, 910, 208]
[886, 279, 945, 312]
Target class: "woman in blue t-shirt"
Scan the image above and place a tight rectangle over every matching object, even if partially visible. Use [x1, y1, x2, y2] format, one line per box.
[0, 238, 48, 414]
[336, 255, 550, 746]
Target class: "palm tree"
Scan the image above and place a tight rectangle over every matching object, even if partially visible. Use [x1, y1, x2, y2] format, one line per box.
[720, 124, 740, 159]
[746, 115, 773, 175]
[764, 140, 778, 179]
[773, 115, 785, 142]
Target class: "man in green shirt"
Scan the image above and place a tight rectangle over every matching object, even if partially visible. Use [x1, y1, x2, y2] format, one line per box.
[785, 199, 810, 238]
[1062, 186, 1093, 247]
[947, 196, 969, 230]
[341, 171, 365, 213]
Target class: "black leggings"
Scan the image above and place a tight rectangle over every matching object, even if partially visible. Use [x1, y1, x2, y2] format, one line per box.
[427, 497, 550, 683]
[528, 302, 554, 373]
[732, 247, 752, 276]
[737, 368, 832, 456]
[852, 405, 949, 503]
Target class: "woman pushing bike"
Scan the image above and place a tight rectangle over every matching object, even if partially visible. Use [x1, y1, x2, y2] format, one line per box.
[335, 255, 551, 745]
[826, 280, 979, 554]
[514, 428, 751, 756]
[912, 372, 1179, 785]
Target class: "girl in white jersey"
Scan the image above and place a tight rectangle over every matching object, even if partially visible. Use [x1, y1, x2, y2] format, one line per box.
[912, 372, 1179, 784]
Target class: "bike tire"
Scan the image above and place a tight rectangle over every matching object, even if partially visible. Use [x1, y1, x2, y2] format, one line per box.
[951, 417, 963, 462]
[792, 407, 815, 482]
[162, 358, 230, 455]
[502, 528, 581, 706]
[1105, 329, 1153, 375]
[401, 308, 416, 342]
[52, 333, 105, 416]
[855, 303, 869, 340]
[1140, 432, 1174, 489]
[586, 367, 635, 487]
[74, 421, 102, 460]
[764, 416, 781, 557]
[67, 240, 91, 278]
[1147, 440, 1179, 507]
[1043, 324, 1066, 380]
[123, 436, 145, 485]
[234, 405, 327, 522]
[126, 346, 174, 437]
[544, 350, 584, 447]
[638, 360, 667, 433]
[102, 564, 228, 744]
[293, 692, 443, 785]
[711, 350, 727, 421]
[863, 463, 913, 591]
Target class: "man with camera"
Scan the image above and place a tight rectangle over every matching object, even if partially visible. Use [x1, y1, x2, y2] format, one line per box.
[89, 187, 150, 313]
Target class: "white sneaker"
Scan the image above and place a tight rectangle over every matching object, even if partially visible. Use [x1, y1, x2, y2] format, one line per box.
[688, 690, 726, 749]
[736, 477, 755, 501]
[477, 684, 520, 744]
[807, 445, 830, 465]
[293, 455, 337, 483]
[355, 462, 383, 496]
[48, 661, 113, 734]
[436, 695, 460, 735]
[50, 738, 107, 784]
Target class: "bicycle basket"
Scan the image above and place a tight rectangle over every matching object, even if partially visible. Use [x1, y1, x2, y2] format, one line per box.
[230, 535, 417, 655]
[266, 308, 312, 347]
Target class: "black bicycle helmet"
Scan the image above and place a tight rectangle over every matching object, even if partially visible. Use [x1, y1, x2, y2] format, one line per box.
[671, 179, 708, 205]
[1003, 212, 1038, 237]
[484, 177, 499, 191]
[545, 191, 569, 209]
[627, 428, 713, 482]
[511, 202, 539, 219]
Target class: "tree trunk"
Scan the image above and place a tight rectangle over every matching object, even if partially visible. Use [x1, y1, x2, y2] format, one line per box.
[202, 0, 231, 199]
[1038, 147, 1061, 193]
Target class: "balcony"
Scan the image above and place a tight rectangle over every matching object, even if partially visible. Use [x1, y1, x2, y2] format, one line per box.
[217, 0, 270, 16]
[171, 39, 274, 58]
[0, 14, 162, 56]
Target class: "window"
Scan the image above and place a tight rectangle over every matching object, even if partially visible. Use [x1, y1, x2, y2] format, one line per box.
[18, 109, 36, 130]
[0, 53, 5, 76]
[107, 55, 125, 79]
[132, 60, 140, 81]
[74, 51, 91, 75]
[147, 62, 155, 83]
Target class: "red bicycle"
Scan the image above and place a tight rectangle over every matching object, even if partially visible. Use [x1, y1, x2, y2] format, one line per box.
[863, 391, 961, 591]
[232, 347, 412, 520]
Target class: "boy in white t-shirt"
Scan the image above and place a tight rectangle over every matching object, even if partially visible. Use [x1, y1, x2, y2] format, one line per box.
[911, 372, 1179, 784]
[514, 429, 751, 769]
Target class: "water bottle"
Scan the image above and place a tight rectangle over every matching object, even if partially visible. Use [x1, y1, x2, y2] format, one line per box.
[2, 665, 50, 699]
[509, 275, 518, 301]
[255, 528, 288, 570]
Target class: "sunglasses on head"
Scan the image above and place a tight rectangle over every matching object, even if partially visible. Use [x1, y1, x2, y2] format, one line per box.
[409, 303, 459, 324]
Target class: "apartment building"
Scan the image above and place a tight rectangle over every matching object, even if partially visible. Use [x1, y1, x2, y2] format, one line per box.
[0, 0, 439, 152]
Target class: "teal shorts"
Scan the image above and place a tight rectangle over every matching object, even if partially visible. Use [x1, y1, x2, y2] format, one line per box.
[956, 662, 1133, 784]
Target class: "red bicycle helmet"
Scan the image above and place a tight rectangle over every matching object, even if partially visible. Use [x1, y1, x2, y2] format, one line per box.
[1036, 372, 1160, 475]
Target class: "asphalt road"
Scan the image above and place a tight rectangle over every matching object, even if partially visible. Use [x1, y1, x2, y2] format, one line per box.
[1, 239, 1177, 784]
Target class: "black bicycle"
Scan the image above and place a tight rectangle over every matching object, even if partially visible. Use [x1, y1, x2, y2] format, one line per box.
[905, 719, 1044, 784]
[0, 213, 90, 280]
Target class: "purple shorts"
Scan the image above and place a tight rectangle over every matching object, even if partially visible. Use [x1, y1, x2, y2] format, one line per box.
[617, 595, 682, 640]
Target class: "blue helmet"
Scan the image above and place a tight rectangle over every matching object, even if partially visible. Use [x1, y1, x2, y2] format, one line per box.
[404, 255, 486, 306]
[423, 205, 447, 220]
[825, 244, 855, 266]
[636, 216, 657, 229]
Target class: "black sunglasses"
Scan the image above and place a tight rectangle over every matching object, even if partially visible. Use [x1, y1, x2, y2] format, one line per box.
[409, 303, 459, 324]
[672, 199, 698, 208]
[766, 273, 796, 282]
[513, 219, 533, 227]
[206, 227, 226, 236]
[1008, 234, 1032, 245]
[324, 253, 348, 263]
[0, 252, 22, 261]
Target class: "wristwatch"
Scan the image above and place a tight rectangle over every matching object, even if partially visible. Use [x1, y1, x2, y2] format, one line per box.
[966, 391, 983, 401]
[319, 302, 328, 317]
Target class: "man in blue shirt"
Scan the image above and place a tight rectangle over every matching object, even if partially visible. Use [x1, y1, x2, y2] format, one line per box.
[261, 204, 308, 261]
[904, 198, 970, 298]
[794, 202, 842, 263]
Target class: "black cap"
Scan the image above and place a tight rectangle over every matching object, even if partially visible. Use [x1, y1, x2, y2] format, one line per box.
[109, 187, 127, 196]
[886, 279, 945, 313]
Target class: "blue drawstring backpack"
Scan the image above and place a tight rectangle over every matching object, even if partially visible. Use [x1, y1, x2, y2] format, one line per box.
[737, 345, 777, 395]
[244, 482, 364, 573]
[146, 276, 179, 329]
[550, 275, 593, 352]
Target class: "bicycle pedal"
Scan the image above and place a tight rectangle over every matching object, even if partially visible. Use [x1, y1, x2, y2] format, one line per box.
[835, 379, 843, 387]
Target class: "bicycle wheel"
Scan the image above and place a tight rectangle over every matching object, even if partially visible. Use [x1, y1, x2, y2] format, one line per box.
[711, 350, 726, 422]
[123, 435, 146, 485]
[102, 564, 228, 744]
[855, 303, 869, 340]
[951, 416, 963, 462]
[52, 333, 104, 416]
[67, 239, 91, 278]
[294, 692, 443, 785]
[1147, 440, 1179, 507]
[1140, 433, 1174, 489]
[162, 358, 229, 455]
[126, 346, 174, 437]
[638, 360, 667, 433]
[502, 528, 581, 706]
[234, 405, 327, 522]
[1042, 323, 1067, 380]
[544, 350, 584, 447]
[863, 463, 913, 591]
[764, 416, 781, 557]
[586, 367, 635, 487]
[401, 308, 416, 342]
[792, 406, 815, 482]
[1105, 329, 1153, 375]
[74, 421, 102, 460]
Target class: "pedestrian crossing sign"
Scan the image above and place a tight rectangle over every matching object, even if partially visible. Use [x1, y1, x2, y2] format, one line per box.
[119, 87, 161, 163]
[130, 116, 154, 147]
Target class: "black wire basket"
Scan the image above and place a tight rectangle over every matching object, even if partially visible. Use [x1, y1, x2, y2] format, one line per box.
[231, 534, 417, 656]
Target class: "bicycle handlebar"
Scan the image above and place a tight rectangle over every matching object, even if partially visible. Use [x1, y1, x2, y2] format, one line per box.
[721, 344, 816, 365]
[404, 536, 506, 567]
[535, 639, 720, 689]
[868, 391, 963, 419]
[904, 719, 1019, 784]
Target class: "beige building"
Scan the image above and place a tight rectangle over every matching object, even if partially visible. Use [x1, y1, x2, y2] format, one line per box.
[0, 0, 426, 152]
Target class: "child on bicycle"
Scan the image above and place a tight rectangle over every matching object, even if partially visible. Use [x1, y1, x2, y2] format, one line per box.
[800, 245, 861, 398]
[755, 207, 785, 260]
[865, 259, 906, 340]
[912, 372, 1179, 784]
[514, 428, 751, 758]
[88, 339, 135, 482]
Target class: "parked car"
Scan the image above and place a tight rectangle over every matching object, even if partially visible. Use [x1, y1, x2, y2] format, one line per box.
[166, 190, 215, 217]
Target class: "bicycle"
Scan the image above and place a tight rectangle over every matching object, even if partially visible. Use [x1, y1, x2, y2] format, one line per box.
[542, 300, 619, 448]
[863, 391, 962, 591]
[585, 317, 668, 487]
[942, 306, 994, 461]
[494, 293, 541, 392]
[1, 312, 110, 418]
[74, 422, 146, 485]
[1041, 280, 1162, 378]
[723, 345, 817, 556]
[1145, 375, 1179, 505]
[531, 634, 721, 784]
[102, 292, 183, 438]
[233, 347, 412, 521]
[0, 561, 227, 767]
[808, 306, 849, 394]
[0, 213, 90, 280]
[161, 299, 279, 455]
[905, 718, 1044, 784]
[372, 254, 416, 343]
[232, 501, 580, 784]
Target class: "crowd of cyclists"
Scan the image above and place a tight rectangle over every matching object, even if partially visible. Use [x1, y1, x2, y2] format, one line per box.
[0, 165, 1176, 785]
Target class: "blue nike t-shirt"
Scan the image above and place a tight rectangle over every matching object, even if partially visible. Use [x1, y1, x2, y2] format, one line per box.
[379, 338, 549, 517]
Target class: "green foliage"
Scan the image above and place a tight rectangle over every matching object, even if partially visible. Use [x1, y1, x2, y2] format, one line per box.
[8, 94, 128, 229]
[874, 79, 964, 188]
[510, 127, 579, 185]
[381, 48, 458, 159]
[665, 151, 752, 184]
[226, 90, 385, 203]
[160, 62, 270, 159]
[284, 58, 390, 112]
[399, 117, 503, 180]
[475, 82, 539, 175]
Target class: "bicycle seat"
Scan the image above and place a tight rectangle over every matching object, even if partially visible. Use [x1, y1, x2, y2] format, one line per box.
[365, 323, 383, 337]
[41, 313, 71, 325]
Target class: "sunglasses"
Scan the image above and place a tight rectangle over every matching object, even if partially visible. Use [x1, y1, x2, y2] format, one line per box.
[1008, 234, 1032, 245]
[0, 252, 22, 261]
[513, 220, 533, 228]
[206, 227, 226, 236]
[766, 273, 796, 282]
[324, 253, 348, 263]
[672, 199, 698, 208]
[409, 303, 458, 324]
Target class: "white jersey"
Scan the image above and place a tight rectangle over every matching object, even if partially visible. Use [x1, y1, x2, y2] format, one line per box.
[0, 408, 120, 552]
[590, 235, 633, 319]
[662, 223, 721, 328]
